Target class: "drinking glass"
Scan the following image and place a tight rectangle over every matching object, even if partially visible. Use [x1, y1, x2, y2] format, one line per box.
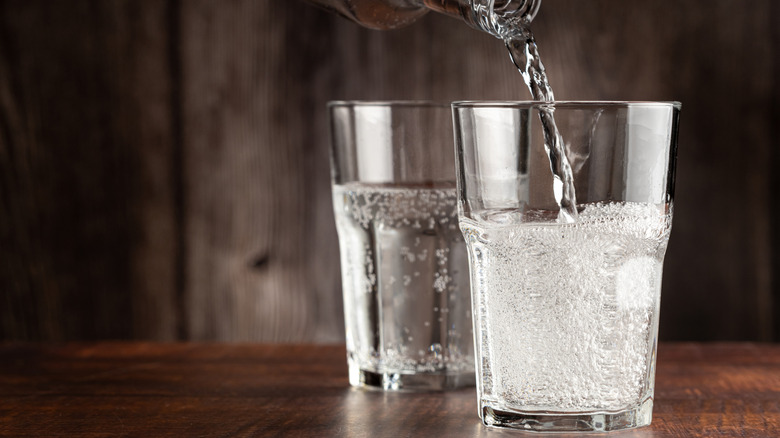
[453, 101, 680, 431]
[329, 101, 474, 391]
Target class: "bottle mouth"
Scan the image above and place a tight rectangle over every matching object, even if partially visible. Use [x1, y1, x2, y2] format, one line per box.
[493, 0, 541, 23]
[471, 0, 542, 38]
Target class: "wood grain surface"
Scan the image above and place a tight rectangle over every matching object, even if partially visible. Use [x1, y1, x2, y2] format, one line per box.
[0, 0, 779, 342]
[0, 342, 778, 437]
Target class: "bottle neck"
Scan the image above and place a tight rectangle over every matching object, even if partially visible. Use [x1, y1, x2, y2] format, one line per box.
[308, 0, 428, 30]
[419, 0, 541, 38]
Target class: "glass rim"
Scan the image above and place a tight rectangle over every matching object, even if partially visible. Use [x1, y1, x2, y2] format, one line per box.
[452, 100, 681, 109]
[328, 100, 451, 108]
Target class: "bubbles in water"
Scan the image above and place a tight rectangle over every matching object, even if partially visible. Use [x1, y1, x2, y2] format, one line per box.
[333, 182, 474, 375]
[462, 202, 671, 411]
[616, 257, 661, 310]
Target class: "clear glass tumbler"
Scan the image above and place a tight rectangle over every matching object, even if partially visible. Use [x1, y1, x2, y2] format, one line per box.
[452, 101, 680, 431]
[329, 101, 475, 391]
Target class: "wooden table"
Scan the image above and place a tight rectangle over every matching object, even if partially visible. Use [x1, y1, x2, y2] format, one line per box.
[0, 343, 778, 437]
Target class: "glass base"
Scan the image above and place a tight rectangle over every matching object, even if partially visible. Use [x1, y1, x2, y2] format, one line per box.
[349, 366, 475, 391]
[480, 397, 653, 432]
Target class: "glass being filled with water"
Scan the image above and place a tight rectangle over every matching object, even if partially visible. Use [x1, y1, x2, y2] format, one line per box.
[453, 101, 680, 431]
[329, 101, 474, 391]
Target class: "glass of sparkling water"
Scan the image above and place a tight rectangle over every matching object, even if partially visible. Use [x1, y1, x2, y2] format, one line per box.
[452, 101, 680, 431]
[329, 101, 474, 391]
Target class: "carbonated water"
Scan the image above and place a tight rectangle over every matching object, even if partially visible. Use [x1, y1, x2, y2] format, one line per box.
[333, 182, 474, 383]
[504, 27, 578, 222]
[461, 202, 671, 411]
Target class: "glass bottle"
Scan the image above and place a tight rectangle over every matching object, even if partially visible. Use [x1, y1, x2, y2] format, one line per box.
[306, 0, 540, 37]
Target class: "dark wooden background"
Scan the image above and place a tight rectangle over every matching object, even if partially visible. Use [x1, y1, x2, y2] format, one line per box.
[0, 0, 778, 342]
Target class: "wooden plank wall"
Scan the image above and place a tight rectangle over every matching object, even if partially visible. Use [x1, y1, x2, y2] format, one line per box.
[0, 0, 778, 341]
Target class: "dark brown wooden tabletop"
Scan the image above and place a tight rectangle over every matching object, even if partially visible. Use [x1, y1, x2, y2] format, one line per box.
[0, 343, 778, 437]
